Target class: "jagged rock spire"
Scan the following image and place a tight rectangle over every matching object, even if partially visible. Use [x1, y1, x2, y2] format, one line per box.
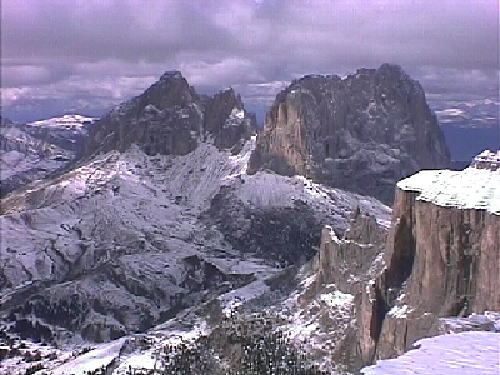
[85, 70, 255, 157]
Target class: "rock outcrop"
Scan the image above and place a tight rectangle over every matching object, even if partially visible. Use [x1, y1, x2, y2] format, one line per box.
[306, 152, 499, 369]
[276, 209, 390, 373]
[85, 71, 255, 158]
[356, 155, 500, 362]
[313, 209, 387, 295]
[249, 64, 450, 204]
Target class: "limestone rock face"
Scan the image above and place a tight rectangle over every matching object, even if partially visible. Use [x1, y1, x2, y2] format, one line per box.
[313, 209, 387, 295]
[290, 209, 390, 371]
[308, 158, 499, 368]
[357, 162, 500, 361]
[249, 64, 450, 204]
[85, 71, 255, 158]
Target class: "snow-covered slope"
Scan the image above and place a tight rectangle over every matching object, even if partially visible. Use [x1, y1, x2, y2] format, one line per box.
[0, 71, 395, 374]
[361, 332, 500, 375]
[0, 133, 390, 373]
[27, 114, 96, 131]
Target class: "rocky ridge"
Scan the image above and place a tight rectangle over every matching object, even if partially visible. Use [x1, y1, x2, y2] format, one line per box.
[334, 154, 499, 366]
[85, 71, 255, 158]
[296, 152, 500, 372]
[249, 64, 450, 204]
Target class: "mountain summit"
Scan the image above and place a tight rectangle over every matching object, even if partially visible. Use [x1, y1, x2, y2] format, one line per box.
[249, 64, 450, 203]
[85, 71, 256, 157]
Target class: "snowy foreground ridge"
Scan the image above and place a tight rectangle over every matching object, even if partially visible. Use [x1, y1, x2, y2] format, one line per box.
[361, 332, 500, 375]
[397, 153, 500, 215]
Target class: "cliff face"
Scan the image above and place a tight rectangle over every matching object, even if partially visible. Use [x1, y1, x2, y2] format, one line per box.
[249, 64, 450, 204]
[308, 155, 499, 368]
[85, 71, 255, 158]
[357, 160, 500, 361]
[313, 209, 387, 295]
[287, 210, 390, 371]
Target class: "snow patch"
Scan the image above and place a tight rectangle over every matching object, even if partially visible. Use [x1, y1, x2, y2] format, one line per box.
[397, 164, 500, 215]
[362, 332, 500, 375]
[388, 304, 413, 319]
[51, 338, 125, 375]
[319, 290, 354, 307]
[27, 114, 97, 130]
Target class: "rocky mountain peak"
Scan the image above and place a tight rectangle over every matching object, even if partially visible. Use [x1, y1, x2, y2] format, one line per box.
[377, 62, 405, 75]
[159, 70, 183, 80]
[472, 149, 500, 171]
[134, 70, 196, 111]
[85, 71, 255, 157]
[249, 63, 450, 204]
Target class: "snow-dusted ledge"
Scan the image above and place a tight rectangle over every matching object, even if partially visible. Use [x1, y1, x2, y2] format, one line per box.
[397, 155, 500, 215]
[361, 331, 500, 375]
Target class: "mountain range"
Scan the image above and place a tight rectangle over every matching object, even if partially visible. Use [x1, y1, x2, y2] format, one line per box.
[0, 64, 498, 375]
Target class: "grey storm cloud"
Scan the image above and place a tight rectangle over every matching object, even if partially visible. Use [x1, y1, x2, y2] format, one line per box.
[1, 0, 498, 122]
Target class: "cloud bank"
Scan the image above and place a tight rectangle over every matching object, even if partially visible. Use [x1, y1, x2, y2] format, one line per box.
[1, 0, 498, 122]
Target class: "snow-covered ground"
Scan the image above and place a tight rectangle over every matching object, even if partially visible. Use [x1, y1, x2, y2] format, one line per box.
[361, 332, 500, 375]
[397, 159, 500, 215]
[51, 338, 125, 375]
[234, 172, 391, 230]
[0, 135, 391, 374]
[0, 149, 67, 181]
[473, 149, 500, 167]
[0, 126, 73, 179]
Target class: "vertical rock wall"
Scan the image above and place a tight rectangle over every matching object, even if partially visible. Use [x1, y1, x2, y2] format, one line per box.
[313, 161, 499, 367]
[359, 185, 500, 361]
[249, 64, 450, 204]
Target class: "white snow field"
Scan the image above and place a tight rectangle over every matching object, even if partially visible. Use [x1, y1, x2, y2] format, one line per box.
[362, 331, 500, 375]
[397, 157, 500, 215]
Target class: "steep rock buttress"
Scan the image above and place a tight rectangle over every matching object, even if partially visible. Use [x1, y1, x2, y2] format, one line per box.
[357, 151, 500, 362]
[249, 64, 450, 204]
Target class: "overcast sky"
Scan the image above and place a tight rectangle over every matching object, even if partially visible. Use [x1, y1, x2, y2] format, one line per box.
[1, 0, 499, 123]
